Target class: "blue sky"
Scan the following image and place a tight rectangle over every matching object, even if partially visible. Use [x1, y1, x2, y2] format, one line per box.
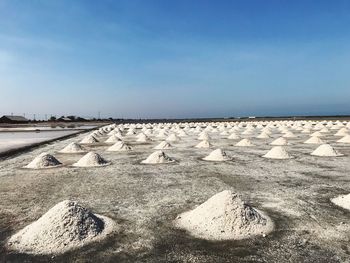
[0, 0, 349, 119]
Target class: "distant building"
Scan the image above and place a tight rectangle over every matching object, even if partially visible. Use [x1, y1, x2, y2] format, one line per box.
[57, 117, 73, 122]
[0, 115, 29, 123]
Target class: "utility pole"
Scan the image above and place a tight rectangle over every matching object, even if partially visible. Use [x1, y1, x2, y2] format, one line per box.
[98, 111, 101, 120]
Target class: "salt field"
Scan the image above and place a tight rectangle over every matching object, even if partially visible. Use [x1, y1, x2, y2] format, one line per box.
[1, 120, 350, 262]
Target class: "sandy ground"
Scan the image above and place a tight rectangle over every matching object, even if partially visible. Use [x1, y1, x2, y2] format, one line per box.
[1, 129, 350, 262]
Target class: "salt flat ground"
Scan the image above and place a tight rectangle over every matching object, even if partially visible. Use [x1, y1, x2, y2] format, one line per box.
[0, 129, 350, 262]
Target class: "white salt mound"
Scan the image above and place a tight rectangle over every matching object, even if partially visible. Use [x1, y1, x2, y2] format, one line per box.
[203, 149, 231, 161]
[195, 140, 212, 148]
[337, 135, 350, 144]
[331, 194, 350, 211]
[304, 136, 324, 144]
[73, 152, 110, 167]
[141, 150, 175, 164]
[166, 133, 180, 142]
[270, 137, 288, 146]
[263, 146, 292, 159]
[59, 142, 86, 154]
[235, 138, 255, 147]
[25, 153, 62, 169]
[174, 190, 273, 240]
[311, 144, 343, 157]
[7, 200, 115, 255]
[107, 141, 132, 152]
[154, 141, 173, 150]
[105, 134, 121, 144]
[80, 135, 98, 144]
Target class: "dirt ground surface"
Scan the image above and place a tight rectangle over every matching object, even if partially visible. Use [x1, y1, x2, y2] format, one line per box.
[1, 126, 350, 262]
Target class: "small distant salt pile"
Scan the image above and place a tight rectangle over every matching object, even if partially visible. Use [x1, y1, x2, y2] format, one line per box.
[7, 200, 115, 255]
[235, 138, 255, 147]
[154, 141, 173, 150]
[105, 134, 122, 144]
[337, 135, 350, 144]
[177, 130, 188, 137]
[73, 152, 110, 167]
[256, 132, 270, 139]
[136, 133, 151, 142]
[220, 130, 229, 136]
[59, 142, 86, 154]
[25, 153, 62, 169]
[80, 134, 98, 144]
[270, 137, 288, 146]
[331, 194, 350, 211]
[227, 133, 240, 140]
[311, 131, 323, 137]
[203, 149, 231, 161]
[141, 150, 175, 164]
[195, 139, 212, 148]
[311, 144, 343, 157]
[198, 132, 210, 141]
[107, 141, 132, 152]
[174, 190, 273, 240]
[262, 146, 292, 159]
[282, 131, 296, 138]
[166, 133, 180, 142]
[335, 128, 349, 137]
[304, 136, 324, 144]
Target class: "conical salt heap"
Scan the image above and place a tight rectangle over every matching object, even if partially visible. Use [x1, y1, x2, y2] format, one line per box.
[80, 134, 98, 144]
[174, 190, 273, 240]
[25, 153, 62, 169]
[141, 150, 175, 164]
[166, 133, 180, 142]
[311, 144, 343, 157]
[256, 132, 270, 139]
[203, 149, 231, 161]
[282, 131, 296, 138]
[195, 139, 212, 148]
[304, 136, 324, 144]
[154, 141, 173, 150]
[198, 132, 210, 140]
[331, 194, 350, 211]
[337, 135, 350, 144]
[227, 133, 240, 140]
[105, 134, 122, 144]
[59, 142, 86, 154]
[7, 200, 115, 255]
[136, 133, 151, 142]
[107, 141, 132, 152]
[73, 152, 110, 167]
[335, 128, 349, 137]
[311, 131, 323, 137]
[262, 146, 292, 159]
[235, 138, 255, 147]
[270, 137, 288, 146]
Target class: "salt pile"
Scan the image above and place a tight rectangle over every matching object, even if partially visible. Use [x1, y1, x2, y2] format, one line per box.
[141, 150, 175, 164]
[136, 133, 151, 142]
[337, 135, 350, 144]
[73, 152, 110, 167]
[25, 153, 62, 169]
[270, 137, 288, 146]
[154, 141, 173, 150]
[304, 136, 324, 144]
[203, 149, 231, 161]
[256, 132, 270, 139]
[105, 134, 122, 144]
[262, 146, 292, 159]
[80, 134, 98, 144]
[7, 200, 115, 255]
[107, 141, 132, 152]
[195, 139, 212, 148]
[235, 138, 255, 147]
[174, 190, 273, 240]
[166, 133, 180, 142]
[59, 142, 86, 154]
[228, 133, 240, 140]
[198, 132, 210, 140]
[311, 144, 343, 157]
[331, 194, 350, 211]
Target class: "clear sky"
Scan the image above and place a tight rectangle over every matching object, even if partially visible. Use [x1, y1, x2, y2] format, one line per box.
[0, 0, 349, 119]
